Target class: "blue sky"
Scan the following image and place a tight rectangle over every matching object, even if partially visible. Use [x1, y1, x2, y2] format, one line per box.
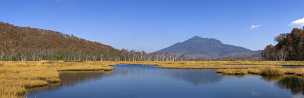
[1, 0, 304, 52]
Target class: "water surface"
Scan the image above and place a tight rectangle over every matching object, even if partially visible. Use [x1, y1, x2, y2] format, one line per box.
[28, 64, 304, 98]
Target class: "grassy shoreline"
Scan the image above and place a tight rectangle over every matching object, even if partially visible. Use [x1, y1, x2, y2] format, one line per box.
[0, 61, 114, 98]
[1, 61, 304, 98]
[146, 61, 304, 76]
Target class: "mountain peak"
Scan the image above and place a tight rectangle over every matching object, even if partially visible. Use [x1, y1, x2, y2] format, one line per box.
[189, 36, 202, 40]
[185, 36, 222, 45]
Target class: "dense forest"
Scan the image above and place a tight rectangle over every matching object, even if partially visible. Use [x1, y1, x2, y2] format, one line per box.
[262, 27, 304, 60]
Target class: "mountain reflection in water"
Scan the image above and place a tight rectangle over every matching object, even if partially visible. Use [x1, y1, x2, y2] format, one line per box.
[163, 69, 222, 85]
[112, 64, 223, 85]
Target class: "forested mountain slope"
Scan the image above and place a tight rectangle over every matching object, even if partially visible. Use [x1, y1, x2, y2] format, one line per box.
[0, 22, 121, 60]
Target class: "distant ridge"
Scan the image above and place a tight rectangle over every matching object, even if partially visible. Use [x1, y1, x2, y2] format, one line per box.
[156, 36, 261, 59]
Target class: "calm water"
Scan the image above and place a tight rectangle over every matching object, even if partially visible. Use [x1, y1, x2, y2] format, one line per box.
[27, 64, 304, 98]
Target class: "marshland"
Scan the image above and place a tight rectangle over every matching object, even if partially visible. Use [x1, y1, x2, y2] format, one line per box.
[1, 61, 304, 98]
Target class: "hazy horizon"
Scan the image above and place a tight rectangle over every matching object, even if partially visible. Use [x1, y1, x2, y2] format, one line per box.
[1, 0, 304, 52]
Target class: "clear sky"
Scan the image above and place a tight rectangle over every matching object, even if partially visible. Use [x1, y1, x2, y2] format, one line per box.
[1, 0, 304, 52]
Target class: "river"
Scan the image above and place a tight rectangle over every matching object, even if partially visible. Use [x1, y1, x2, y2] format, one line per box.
[27, 64, 304, 98]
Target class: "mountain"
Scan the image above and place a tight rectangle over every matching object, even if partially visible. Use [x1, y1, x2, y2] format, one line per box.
[0, 22, 121, 60]
[156, 36, 261, 59]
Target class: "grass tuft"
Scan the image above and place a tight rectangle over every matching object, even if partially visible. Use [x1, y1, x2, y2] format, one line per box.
[260, 67, 284, 76]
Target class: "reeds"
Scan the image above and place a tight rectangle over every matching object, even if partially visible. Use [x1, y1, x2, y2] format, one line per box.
[260, 67, 285, 76]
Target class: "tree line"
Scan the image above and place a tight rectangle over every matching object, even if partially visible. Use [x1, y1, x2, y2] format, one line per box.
[118, 49, 178, 61]
[262, 27, 304, 60]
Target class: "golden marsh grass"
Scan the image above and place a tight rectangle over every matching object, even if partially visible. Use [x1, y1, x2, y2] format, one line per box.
[0, 61, 114, 98]
[1, 60, 304, 98]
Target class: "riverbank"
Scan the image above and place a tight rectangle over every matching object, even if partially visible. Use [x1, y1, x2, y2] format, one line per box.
[0, 61, 114, 98]
[144, 61, 304, 76]
[146, 61, 304, 76]
[2, 61, 304, 98]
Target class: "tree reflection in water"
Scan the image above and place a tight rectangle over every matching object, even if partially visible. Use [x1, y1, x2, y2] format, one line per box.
[59, 71, 109, 87]
[28, 71, 107, 94]
[277, 76, 304, 95]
